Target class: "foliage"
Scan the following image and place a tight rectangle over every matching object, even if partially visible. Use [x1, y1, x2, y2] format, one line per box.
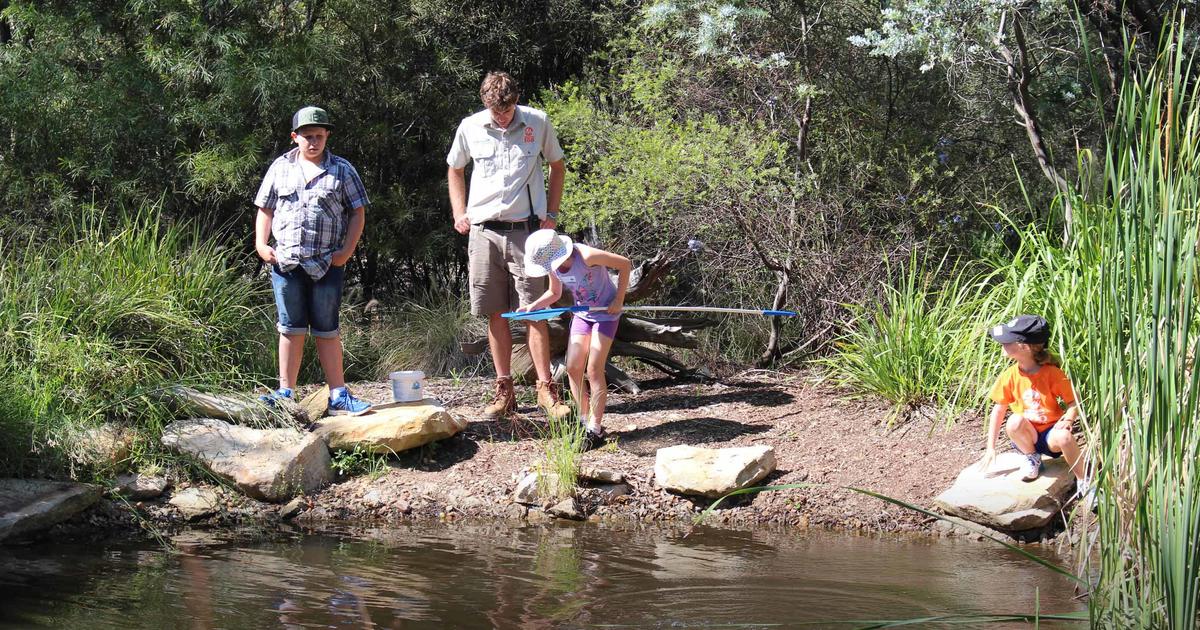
[330, 444, 391, 479]
[0, 209, 273, 478]
[823, 253, 1002, 421]
[329, 287, 484, 382]
[0, 0, 634, 297]
[1079, 30, 1200, 627]
[831, 20, 1200, 626]
[538, 408, 586, 501]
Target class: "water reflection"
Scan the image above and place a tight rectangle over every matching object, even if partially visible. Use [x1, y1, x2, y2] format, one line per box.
[0, 523, 1083, 628]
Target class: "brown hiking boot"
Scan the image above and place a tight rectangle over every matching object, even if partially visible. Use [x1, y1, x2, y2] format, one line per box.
[536, 380, 572, 420]
[482, 376, 516, 419]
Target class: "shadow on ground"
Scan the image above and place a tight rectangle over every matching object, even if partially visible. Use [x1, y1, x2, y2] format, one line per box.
[391, 433, 481, 472]
[614, 417, 771, 456]
[607, 382, 794, 414]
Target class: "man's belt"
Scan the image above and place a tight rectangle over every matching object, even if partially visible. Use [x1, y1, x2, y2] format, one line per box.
[479, 220, 532, 231]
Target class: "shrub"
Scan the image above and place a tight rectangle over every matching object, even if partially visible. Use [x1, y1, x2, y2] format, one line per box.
[0, 210, 273, 478]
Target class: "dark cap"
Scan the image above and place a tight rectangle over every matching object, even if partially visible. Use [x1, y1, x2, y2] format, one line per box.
[291, 106, 334, 132]
[989, 314, 1050, 345]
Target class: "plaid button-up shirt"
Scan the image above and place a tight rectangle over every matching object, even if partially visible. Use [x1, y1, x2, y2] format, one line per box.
[254, 148, 369, 279]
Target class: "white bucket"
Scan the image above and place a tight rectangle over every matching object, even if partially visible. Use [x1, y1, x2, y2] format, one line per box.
[389, 370, 425, 403]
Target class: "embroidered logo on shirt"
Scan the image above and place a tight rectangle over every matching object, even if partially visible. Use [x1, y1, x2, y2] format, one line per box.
[523, 127, 535, 144]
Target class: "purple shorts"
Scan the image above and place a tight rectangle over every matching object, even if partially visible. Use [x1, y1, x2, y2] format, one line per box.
[569, 315, 619, 339]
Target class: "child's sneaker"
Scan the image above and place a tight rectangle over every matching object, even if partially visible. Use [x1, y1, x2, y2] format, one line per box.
[329, 389, 372, 416]
[1076, 479, 1098, 511]
[1020, 453, 1041, 481]
[581, 428, 607, 452]
[259, 387, 294, 407]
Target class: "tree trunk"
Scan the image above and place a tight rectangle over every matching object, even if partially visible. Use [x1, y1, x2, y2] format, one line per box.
[996, 12, 1074, 244]
[0, 1, 11, 46]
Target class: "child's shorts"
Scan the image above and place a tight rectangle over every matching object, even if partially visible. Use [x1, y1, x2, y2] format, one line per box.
[1032, 426, 1064, 458]
[271, 264, 345, 338]
[569, 315, 619, 339]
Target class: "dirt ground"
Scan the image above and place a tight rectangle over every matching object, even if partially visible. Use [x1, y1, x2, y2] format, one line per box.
[300, 371, 986, 533]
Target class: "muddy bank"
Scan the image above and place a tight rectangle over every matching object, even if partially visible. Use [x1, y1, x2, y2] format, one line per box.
[304, 372, 984, 532]
[41, 371, 1025, 544]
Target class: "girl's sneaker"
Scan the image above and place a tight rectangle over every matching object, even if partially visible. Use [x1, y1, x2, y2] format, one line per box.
[1020, 453, 1041, 481]
[329, 389, 372, 416]
[582, 428, 607, 452]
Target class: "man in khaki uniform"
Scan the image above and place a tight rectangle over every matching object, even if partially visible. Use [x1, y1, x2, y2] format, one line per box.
[447, 71, 570, 420]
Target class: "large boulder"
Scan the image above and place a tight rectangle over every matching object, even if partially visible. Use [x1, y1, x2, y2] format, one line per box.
[315, 400, 467, 454]
[933, 452, 1076, 532]
[653, 445, 776, 498]
[161, 419, 331, 502]
[0, 479, 102, 543]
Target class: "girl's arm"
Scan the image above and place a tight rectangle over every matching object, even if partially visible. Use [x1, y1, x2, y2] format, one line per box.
[577, 244, 632, 315]
[980, 403, 1006, 471]
[521, 274, 563, 312]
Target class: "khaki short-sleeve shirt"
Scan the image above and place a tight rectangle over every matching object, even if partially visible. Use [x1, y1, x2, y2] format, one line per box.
[446, 105, 565, 223]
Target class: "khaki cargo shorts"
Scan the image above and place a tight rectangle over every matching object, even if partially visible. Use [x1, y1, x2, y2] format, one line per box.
[468, 223, 546, 316]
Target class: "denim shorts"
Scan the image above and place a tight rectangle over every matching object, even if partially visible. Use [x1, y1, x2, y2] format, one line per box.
[271, 264, 345, 338]
[1032, 427, 1064, 458]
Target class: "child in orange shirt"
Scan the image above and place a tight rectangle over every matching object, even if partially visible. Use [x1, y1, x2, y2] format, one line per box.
[978, 315, 1090, 499]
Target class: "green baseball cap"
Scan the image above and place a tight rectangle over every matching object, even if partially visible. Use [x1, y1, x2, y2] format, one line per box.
[291, 106, 334, 132]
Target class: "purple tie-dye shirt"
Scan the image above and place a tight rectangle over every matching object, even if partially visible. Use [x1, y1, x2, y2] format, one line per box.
[553, 250, 619, 322]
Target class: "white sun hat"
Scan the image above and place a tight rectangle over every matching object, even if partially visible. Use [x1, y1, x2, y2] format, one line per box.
[524, 229, 574, 277]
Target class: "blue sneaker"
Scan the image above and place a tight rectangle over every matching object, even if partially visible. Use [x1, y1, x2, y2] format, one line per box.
[260, 387, 294, 407]
[329, 389, 372, 416]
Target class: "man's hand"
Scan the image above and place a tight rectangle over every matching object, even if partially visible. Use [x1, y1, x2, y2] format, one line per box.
[454, 214, 471, 235]
[331, 248, 353, 267]
[540, 217, 557, 230]
[978, 447, 996, 473]
[256, 243, 278, 265]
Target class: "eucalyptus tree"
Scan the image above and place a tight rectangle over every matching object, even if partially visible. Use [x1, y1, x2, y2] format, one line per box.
[848, 0, 1174, 241]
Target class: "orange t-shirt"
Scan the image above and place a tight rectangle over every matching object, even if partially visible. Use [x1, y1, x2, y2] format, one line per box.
[988, 364, 1076, 432]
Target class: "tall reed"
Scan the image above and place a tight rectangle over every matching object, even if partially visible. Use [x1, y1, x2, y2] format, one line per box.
[1079, 27, 1200, 627]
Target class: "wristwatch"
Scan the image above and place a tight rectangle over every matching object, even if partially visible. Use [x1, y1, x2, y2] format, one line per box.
[545, 211, 559, 220]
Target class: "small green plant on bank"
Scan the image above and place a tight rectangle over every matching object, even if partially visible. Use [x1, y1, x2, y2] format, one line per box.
[330, 444, 391, 479]
[538, 403, 585, 501]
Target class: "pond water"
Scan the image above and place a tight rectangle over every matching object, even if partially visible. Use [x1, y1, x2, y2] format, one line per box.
[0, 522, 1084, 628]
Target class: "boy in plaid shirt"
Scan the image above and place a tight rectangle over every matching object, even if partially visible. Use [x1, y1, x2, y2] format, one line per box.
[254, 106, 372, 415]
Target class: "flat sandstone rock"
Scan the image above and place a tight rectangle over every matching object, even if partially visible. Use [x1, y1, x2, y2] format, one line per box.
[169, 486, 222, 520]
[0, 479, 101, 543]
[161, 418, 332, 502]
[315, 400, 466, 454]
[163, 386, 279, 424]
[654, 445, 776, 499]
[933, 452, 1075, 532]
